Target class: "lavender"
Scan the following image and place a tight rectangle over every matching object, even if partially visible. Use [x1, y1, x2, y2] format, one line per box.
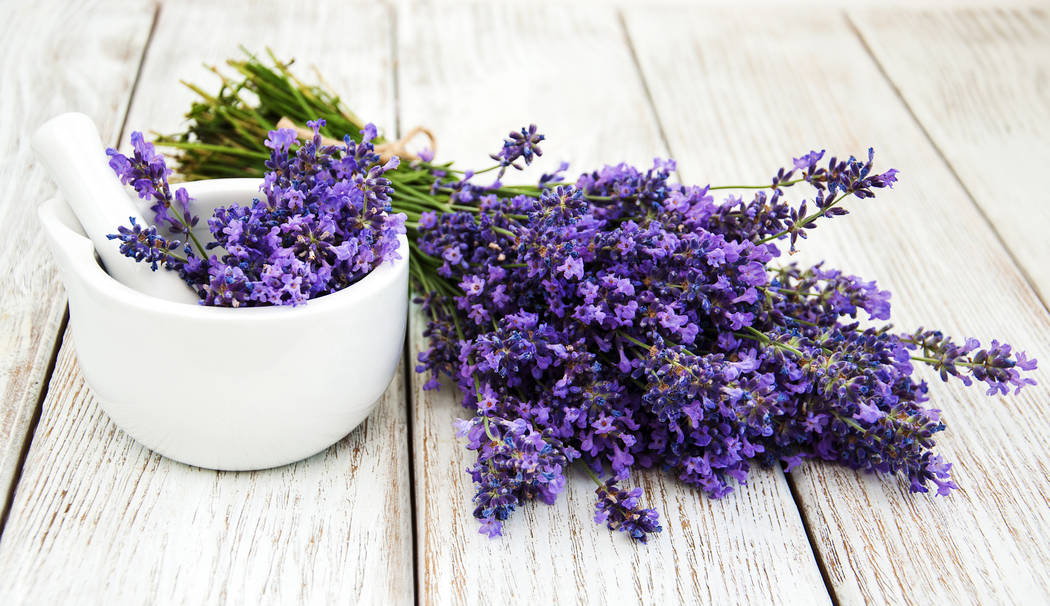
[107, 120, 406, 306]
[456, 414, 571, 538]
[490, 124, 545, 178]
[412, 127, 1037, 542]
[106, 217, 183, 271]
[160, 57, 1036, 543]
[902, 329, 1038, 395]
[594, 478, 662, 543]
[108, 131, 195, 236]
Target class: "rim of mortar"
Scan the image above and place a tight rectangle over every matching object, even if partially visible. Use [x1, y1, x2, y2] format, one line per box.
[39, 178, 408, 322]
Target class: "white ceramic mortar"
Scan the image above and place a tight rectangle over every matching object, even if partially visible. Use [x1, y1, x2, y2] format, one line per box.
[38, 178, 408, 470]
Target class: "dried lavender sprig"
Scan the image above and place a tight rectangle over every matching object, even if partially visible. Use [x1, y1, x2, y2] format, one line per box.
[591, 475, 662, 543]
[902, 328, 1038, 395]
[107, 132, 206, 257]
[106, 217, 187, 271]
[455, 413, 571, 538]
[490, 124, 545, 178]
[755, 149, 899, 251]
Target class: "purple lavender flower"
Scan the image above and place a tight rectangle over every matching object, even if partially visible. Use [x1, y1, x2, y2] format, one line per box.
[106, 217, 183, 272]
[110, 121, 406, 307]
[264, 127, 297, 152]
[904, 329, 1038, 395]
[411, 131, 1039, 541]
[539, 161, 571, 187]
[456, 414, 570, 538]
[767, 263, 892, 323]
[593, 479, 662, 543]
[490, 124, 545, 177]
[793, 149, 825, 171]
[107, 132, 199, 240]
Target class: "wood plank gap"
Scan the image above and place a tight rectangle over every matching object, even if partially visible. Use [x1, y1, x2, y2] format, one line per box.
[616, 9, 678, 181]
[401, 336, 422, 606]
[388, 0, 404, 142]
[785, 473, 841, 606]
[0, 311, 67, 542]
[0, 0, 161, 541]
[844, 10, 1049, 316]
[387, 3, 422, 604]
[116, 2, 162, 144]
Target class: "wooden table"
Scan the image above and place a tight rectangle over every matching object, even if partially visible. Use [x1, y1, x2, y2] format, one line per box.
[2, 1, 1049, 603]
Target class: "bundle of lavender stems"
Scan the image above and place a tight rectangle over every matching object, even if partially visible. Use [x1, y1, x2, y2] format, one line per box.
[152, 53, 1037, 543]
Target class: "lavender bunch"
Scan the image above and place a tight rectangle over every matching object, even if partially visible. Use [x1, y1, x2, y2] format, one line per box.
[107, 120, 406, 306]
[412, 127, 1037, 541]
[159, 55, 1036, 542]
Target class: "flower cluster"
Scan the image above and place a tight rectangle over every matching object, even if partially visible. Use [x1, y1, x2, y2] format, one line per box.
[413, 127, 1037, 542]
[455, 414, 572, 537]
[490, 124, 544, 178]
[107, 131, 198, 238]
[107, 217, 181, 271]
[594, 478, 662, 543]
[107, 120, 406, 306]
[160, 57, 1038, 543]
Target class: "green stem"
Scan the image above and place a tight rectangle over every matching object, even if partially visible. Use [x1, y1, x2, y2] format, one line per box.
[482, 415, 499, 442]
[910, 355, 979, 369]
[708, 177, 807, 191]
[156, 140, 270, 159]
[618, 332, 651, 351]
[582, 463, 605, 486]
[736, 326, 805, 357]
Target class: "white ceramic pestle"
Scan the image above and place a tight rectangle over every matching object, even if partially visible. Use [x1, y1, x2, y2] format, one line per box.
[32, 112, 199, 304]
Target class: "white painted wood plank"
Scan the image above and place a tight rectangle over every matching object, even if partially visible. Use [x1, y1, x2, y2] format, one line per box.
[0, 0, 154, 514]
[0, 331, 412, 604]
[850, 7, 1050, 305]
[0, 1, 413, 603]
[398, 4, 831, 604]
[389, 0, 1049, 11]
[624, 7, 1050, 604]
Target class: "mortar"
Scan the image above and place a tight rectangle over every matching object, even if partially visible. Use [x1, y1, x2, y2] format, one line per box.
[38, 178, 408, 470]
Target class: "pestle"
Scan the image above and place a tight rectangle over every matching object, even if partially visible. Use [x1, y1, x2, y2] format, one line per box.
[33, 113, 200, 304]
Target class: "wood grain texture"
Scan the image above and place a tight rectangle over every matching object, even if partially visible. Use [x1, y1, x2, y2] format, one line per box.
[624, 6, 1050, 604]
[399, 4, 831, 604]
[0, 331, 412, 604]
[0, 0, 154, 516]
[389, 0, 1050, 10]
[850, 8, 1050, 306]
[0, 1, 413, 603]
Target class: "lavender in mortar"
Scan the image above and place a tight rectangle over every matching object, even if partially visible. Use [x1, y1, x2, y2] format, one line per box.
[107, 121, 406, 306]
[412, 128, 1037, 542]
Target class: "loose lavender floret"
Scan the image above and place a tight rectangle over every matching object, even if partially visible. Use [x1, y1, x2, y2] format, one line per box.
[456, 414, 571, 538]
[106, 217, 184, 271]
[107, 121, 406, 306]
[107, 132, 199, 241]
[413, 126, 1037, 541]
[490, 124, 544, 178]
[594, 479, 662, 543]
[903, 328, 1038, 395]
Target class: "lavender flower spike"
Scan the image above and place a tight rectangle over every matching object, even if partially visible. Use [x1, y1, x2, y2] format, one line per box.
[490, 124, 545, 177]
